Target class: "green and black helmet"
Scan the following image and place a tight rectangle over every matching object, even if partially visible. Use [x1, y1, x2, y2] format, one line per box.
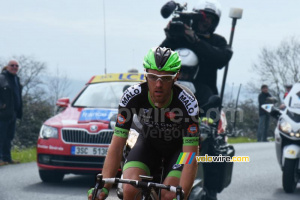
[143, 47, 181, 73]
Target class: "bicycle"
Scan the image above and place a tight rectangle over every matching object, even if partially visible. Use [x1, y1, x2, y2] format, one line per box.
[91, 173, 185, 200]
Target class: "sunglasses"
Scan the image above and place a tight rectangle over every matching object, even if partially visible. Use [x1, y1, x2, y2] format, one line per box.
[145, 72, 177, 82]
[9, 64, 19, 68]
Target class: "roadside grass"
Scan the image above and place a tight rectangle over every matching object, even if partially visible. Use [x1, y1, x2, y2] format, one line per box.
[11, 147, 36, 163]
[228, 136, 257, 144]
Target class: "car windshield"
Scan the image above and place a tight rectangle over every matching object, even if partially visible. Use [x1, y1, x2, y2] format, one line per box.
[73, 82, 140, 108]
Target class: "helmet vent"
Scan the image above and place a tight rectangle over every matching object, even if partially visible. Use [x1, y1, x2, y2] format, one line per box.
[155, 47, 171, 69]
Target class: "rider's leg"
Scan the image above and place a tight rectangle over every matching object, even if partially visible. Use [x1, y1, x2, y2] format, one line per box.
[161, 176, 180, 200]
[122, 137, 159, 200]
[160, 149, 184, 200]
[123, 167, 148, 200]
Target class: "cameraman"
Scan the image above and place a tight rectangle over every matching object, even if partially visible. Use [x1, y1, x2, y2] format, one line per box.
[160, 1, 233, 200]
[160, 0, 232, 107]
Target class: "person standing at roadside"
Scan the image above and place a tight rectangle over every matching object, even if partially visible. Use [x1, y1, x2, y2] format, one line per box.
[0, 60, 23, 166]
[257, 84, 271, 142]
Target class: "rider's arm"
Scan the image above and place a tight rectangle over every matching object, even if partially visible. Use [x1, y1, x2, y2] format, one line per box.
[101, 135, 127, 190]
[102, 121, 133, 190]
[181, 145, 198, 198]
[178, 88, 200, 198]
[101, 85, 139, 190]
[89, 134, 128, 200]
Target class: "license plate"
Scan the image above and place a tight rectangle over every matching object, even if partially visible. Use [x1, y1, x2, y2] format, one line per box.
[71, 146, 108, 157]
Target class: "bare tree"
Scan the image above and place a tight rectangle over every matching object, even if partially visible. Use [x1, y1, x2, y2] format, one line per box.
[251, 36, 300, 102]
[47, 67, 71, 115]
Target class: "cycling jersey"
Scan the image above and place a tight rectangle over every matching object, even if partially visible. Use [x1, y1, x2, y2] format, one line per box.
[114, 82, 200, 153]
[114, 82, 199, 178]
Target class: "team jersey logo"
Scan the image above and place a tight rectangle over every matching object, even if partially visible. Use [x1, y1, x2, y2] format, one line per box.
[117, 114, 126, 125]
[165, 112, 176, 120]
[187, 124, 198, 134]
[178, 90, 198, 116]
[172, 164, 182, 169]
[119, 84, 142, 107]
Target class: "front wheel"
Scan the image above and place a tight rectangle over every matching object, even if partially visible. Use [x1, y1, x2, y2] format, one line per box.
[282, 158, 299, 193]
[39, 170, 64, 183]
[116, 188, 158, 200]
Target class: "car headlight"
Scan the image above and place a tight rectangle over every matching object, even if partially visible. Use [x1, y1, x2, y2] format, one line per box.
[279, 120, 292, 134]
[126, 129, 139, 149]
[40, 125, 58, 139]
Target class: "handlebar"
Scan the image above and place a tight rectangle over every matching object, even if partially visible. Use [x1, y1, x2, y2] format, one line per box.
[92, 174, 184, 200]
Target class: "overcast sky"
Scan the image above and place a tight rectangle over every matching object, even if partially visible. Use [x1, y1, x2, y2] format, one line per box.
[1, 0, 300, 98]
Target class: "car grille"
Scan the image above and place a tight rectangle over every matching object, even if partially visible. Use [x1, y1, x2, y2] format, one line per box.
[62, 129, 114, 144]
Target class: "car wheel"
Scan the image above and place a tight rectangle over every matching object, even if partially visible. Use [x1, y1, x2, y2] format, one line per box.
[39, 170, 64, 183]
[282, 158, 299, 193]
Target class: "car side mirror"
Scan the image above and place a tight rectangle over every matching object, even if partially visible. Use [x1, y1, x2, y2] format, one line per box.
[56, 97, 70, 108]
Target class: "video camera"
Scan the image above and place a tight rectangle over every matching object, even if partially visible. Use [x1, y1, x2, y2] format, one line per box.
[161, 1, 204, 37]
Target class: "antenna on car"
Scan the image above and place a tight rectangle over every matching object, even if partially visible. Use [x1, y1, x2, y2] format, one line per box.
[103, 0, 107, 74]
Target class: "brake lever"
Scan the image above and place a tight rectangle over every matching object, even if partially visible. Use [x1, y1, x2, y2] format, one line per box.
[92, 174, 103, 200]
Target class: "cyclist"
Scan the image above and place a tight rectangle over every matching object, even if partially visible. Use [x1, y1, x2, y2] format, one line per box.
[89, 47, 199, 200]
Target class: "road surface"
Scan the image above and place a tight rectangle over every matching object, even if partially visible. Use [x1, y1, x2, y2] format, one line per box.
[0, 142, 299, 200]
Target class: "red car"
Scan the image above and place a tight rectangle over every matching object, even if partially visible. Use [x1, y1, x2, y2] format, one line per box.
[37, 73, 144, 182]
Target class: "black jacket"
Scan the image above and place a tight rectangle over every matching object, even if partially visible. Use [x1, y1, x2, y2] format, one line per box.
[258, 92, 271, 116]
[0, 70, 23, 120]
[160, 33, 233, 105]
